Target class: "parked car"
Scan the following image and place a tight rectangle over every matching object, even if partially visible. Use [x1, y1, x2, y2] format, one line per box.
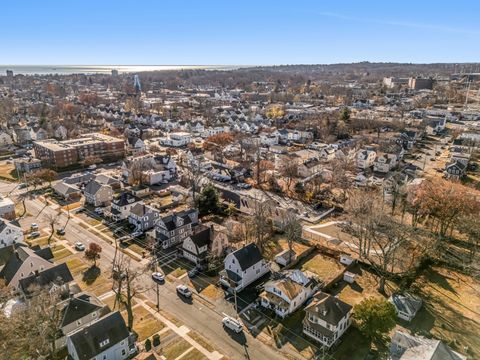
[56, 228, 65, 235]
[176, 285, 192, 299]
[75, 242, 86, 251]
[30, 223, 39, 230]
[188, 268, 199, 278]
[94, 207, 104, 215]
[131, 230, 143, 237]
[222, 316, 243, 333]
[29, 231, 40, 238]
[151, 272, 165, 283]
[18, 183, 27, 189]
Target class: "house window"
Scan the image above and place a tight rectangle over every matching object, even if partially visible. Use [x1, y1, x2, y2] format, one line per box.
[121, 349, 126, 356]
[99, 339, 110, 347]
[103, 355, 107, 360]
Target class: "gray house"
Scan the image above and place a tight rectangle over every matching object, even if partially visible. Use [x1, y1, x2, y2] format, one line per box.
[55, 292, 110, 349]
[128, 203, 160, 231]
[152, 208, 199, 249]
[67, 311, 134, 360]
[84, 180, 114, 207]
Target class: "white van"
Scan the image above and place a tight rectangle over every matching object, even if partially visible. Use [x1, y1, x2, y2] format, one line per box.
[222, 316, 243, 333]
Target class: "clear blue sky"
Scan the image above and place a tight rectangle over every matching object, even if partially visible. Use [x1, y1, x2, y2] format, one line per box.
[1, 0, 479, 65]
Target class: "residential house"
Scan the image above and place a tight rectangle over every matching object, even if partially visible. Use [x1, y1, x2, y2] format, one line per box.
[374, 153, 396, 173]
[389, 293, 422, 322]
[152, 209, 199, 249]
[0, 218, 24, 249]
[356, 149, 376, 169]
[275, 249, 297, 267]
[181, 222, 229, 266]
[14, 157, 42, 173]
[126, 137, 146, 154]
[128, 203, 160, 232]
[95, 174, 122, 190]
[0, 131, 13, 147]
[52, 181, 82, 200]
[0, 197, 16, 220]
[67, 311, 133, 360]
[260, 270, 319, 318]
[390, 331, 467, 360]
[445, 161, 467, 180]
[110, 192, 141, 221]
[303, 292, 352, 348]
[18, 262, 74, 298]
[0, 245, 54, 292]
[159, 132, 191, 147]
[83, 180, 113, 207]
[219, 243, 270, 292]
[55, 292, 110, 349]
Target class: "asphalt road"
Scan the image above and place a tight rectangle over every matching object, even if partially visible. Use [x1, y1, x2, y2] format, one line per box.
[1, 182, 290, 360]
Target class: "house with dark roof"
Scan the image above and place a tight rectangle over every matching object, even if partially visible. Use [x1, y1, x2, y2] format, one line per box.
[18, 262, 74, 298]
[151, 208, 199, 249]
[84, 180, 113, 207]
[55, 292, 110, 349]
[67, 311, 134, 360]
[126, 136, 146, 155]
[445, 161, 467, 180]
[219, 243, 270, 292]
[0, 245, 55, 292]
[181, 222, 229, 266]
[390, 330, 467, 360]
[128, 203, 160, 232]
[302, 292, 352, 348]
[110, 192, 141, 221]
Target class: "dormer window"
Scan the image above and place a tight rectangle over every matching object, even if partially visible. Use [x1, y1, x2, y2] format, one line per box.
[99, 338, 110, 347]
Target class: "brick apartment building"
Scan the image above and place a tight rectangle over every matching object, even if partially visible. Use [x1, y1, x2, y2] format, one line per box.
[33, 133, 125, 168]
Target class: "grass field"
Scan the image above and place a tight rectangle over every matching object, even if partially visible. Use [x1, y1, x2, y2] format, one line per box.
[122, 306, 165, 341]
[300, 253, 344, 282]
[52, 244, 73, 261]
[406, 267, 480, 359]
[161, 338, 192, 359]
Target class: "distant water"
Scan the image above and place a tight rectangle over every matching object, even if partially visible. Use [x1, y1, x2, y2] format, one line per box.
[0, 65, 245, 75]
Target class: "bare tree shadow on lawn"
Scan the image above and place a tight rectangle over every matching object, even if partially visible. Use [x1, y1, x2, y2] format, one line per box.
[82, 266, 101, 285]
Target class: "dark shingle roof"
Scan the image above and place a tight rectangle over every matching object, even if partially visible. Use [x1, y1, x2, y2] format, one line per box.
[190, 227, 211, 249]
[232, 243, 264, 271]
[60, 296, 104, 328]
[19, 263, 73, 295]
[304, 292, 352, 325]
[68, 311, 129, 359]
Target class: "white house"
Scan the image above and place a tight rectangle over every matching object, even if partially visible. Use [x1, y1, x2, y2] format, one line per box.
[110, 192, 141, 221]
[67, 311, 132, 360]
[160, 132, 191, 147]
[389, 293, 422, 322]
[373, 153, 395, 173]
[303, 292, 352, 348]
[356, 149, 376, 169]
[260, 270, 319, 318]
[0, 219, 24, 249]
[220, 243, 270, 292]
[0, 197, 16, 220]
[182, 223, 229, 266]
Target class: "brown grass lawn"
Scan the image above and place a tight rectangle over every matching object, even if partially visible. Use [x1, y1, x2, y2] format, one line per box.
[161, 338, 192, 359]
[123, 306, 165, 341]
[330, 264, 398, 306]
[405, 267, 480, 359]
[65, 257, 89, 275]
[52, 244, 73, 261]
[181, 348, 206, 360]
[0, 163, 17, 180]
[301, 253, 344, 283]
[200, 284, 224, 301]
[188, 331, 215, 352]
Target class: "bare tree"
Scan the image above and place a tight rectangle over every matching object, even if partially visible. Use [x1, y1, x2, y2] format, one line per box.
[45, 212, 61, 245]
[182, 158, 203, 203]
[248, 199, 273, 253]
[282, 214, 302, 263]
[111, 255, 149, 331]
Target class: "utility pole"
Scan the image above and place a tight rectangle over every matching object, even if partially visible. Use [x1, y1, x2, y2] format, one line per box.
[155, 254, 160, 311]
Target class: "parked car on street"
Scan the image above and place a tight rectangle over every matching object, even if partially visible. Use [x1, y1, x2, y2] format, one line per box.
[151, 272, 165, 283]
[75, 242, 86, 251]
[176, 285, 192, 299]
[222, 316, 243, 333]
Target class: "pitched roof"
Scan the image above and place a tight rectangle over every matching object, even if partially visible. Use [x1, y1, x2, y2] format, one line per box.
[232, 243, 264, 271]
[19, 262, 73, 295]
[68, 311, 129, 359]
[60, 295, 104, 328]
[304, 292, 352, 325]
[112, 192, 141, 207]
[84, 180, 106, 195]
[190, 226, 211, 249]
